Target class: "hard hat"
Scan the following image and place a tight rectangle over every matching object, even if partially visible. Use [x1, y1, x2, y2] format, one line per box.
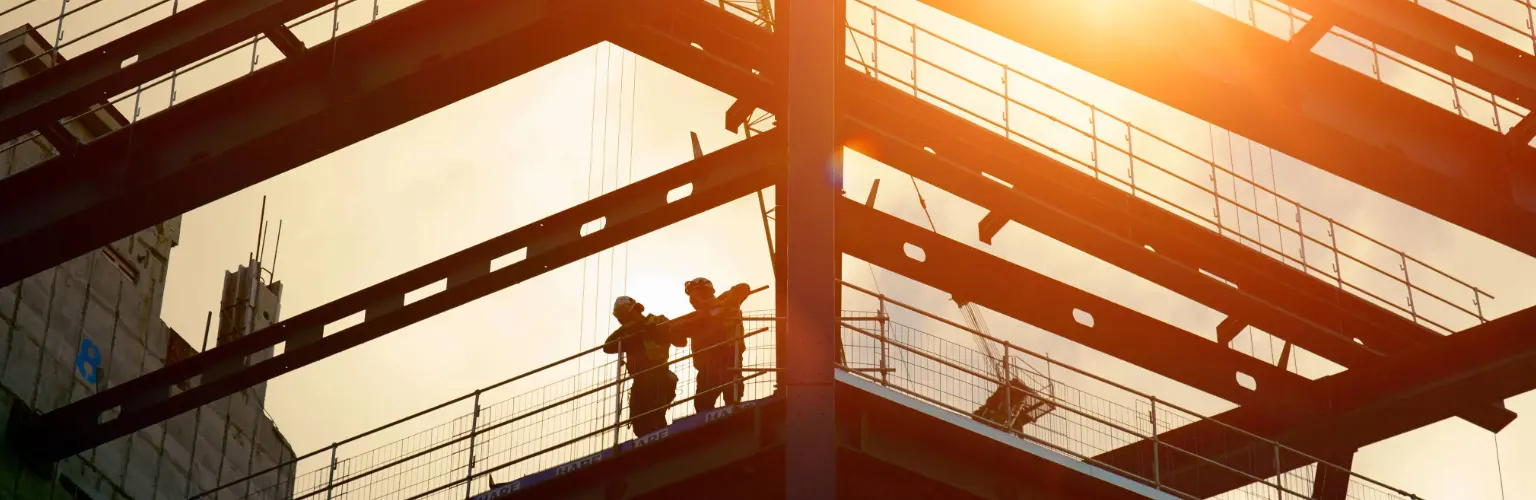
[684, 277, 714, 295]
[613, 296, 643, 316]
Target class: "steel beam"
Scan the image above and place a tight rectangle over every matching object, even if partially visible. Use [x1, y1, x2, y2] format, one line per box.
[0, 0, 604, 288]
[0, 0, 335, 143]
[915, 0, 1536, 257]
[837, 198, 1318, 416]
[614, 0, 1513, 431]
[1096, 302, 1536, 497]
[16, 130, 785, 463]
[781, 0, 841, 497]
[1283, 0, 1536, 111]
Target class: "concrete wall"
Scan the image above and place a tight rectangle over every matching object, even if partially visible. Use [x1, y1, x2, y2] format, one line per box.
[1, 25, 296, 500]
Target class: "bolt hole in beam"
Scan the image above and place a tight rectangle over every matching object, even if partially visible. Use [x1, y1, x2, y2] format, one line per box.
[691, 42, 705, 50]
[1236, 371, 1257, 391]
[492, 248, 527, 271]
[903, 242, 926, 262]
[120, 55, 138, 68]
[667, 183, 694, 203]
[580, 217, 606, 237]
[923, 146, 936, 154]
[1073, 309, 1094, 328]
[404, 279, 447, 306]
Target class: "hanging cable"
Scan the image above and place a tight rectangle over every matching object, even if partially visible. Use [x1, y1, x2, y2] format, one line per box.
[909, 176, 939, 233]
[1495, 433, 1507, 500]
[623, 53, 641, 297]
[578, 44, 608, 373]
[605, 49, 629, 336]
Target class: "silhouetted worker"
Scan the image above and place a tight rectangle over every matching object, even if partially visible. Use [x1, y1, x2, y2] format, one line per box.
[605, 296, 684, 437]
[679, 278, 751, 412]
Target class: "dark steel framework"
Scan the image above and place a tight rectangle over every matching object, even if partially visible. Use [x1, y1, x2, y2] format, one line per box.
[4, 0, 1535, 497]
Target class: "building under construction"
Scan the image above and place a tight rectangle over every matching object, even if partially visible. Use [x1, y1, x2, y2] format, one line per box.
[2, 0, 1535, 498]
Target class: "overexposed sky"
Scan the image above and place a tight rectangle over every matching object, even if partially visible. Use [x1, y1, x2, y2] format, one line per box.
[6, 0, 1536, 497]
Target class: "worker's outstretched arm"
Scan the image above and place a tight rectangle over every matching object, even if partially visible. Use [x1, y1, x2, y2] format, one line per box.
[719, 283, 752, 309]
[603, 327, 626, 354]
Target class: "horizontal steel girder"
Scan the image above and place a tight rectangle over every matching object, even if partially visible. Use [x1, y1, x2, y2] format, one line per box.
[1283, 0, 1536, 111]
[0, 0, 333, 144]
[1096, 300, 1536, 497]
[915, 0, 1536, 257]
[612, 0, 1512, 429]
[0, 0, 606, 288]
[20, 129, 785, 463]
[837, 197, 1318, 417]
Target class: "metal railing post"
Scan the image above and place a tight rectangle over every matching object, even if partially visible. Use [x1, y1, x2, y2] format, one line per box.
[463, 390, 482, 499]
[325, 443, 338, 500]
[1001, 341, 1012, 428]
[1151, 397, 1160, 490]
[1273, 442, 1283, 499]
[878, 298, 889, 387]
[1400, 252, 1417, 323]
[611, 339, 626, 448]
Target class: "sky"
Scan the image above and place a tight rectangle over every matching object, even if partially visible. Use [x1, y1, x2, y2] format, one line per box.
[5, 0, 1536, 498]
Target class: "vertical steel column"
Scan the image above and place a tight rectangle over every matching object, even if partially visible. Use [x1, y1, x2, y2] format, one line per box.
[783, 0, 842, 497]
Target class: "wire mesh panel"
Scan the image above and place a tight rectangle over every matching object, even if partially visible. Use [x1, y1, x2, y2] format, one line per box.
[203, 294, 1419, 500]
[832, 0, 1493, 333]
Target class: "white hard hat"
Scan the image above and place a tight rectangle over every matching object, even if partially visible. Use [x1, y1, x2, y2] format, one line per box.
[684, 277, 714, 295]
[613, 296, 642, 316]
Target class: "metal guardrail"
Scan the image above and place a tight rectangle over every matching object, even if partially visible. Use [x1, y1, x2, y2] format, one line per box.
[190, 319, 780, 500]
[716, 0, 1494, 334]
[837, 281, 1422, 500]
[197, 290, 1422, 500]
[1, 0, 414, 159]
[2, 0, 1495, 333]
[833, 0, 1492, 333]
[1192, 0, 1533, 139]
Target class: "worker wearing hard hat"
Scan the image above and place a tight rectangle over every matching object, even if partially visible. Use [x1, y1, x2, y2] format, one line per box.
[605, 296, 685, 437]
[678, 277, 752, 412]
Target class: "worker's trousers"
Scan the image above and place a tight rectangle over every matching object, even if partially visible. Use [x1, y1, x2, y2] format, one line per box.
[693, 350, 743, 413]
[630, 369, 678, 437]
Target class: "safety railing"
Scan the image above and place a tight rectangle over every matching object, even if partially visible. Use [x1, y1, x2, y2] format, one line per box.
[190, 314, 780, 500]
[197, 294, 1423, 500]
[1407, 0, 1536, 56]
[832, 0, 1492, 334]
[0, 0, 425, 162]
[838, 281, 1422, 500]
[1191, 0, 1533, 139]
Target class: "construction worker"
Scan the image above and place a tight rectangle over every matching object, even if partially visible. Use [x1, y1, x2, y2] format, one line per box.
[605, 296, 684, 437]
[678, 277, 751, 412]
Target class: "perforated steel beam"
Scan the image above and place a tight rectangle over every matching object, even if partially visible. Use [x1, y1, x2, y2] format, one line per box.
[16, 130, 785, 463]
[916, 0, 1536, 257]
[1284, 0, 1536, 112]
[0, 0, 603, 288]
[1094, 301, 1536, 497]
[837, 198, 1318, 415]
[613, 0, 1513, 431]
[0, 0, 334, 143]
